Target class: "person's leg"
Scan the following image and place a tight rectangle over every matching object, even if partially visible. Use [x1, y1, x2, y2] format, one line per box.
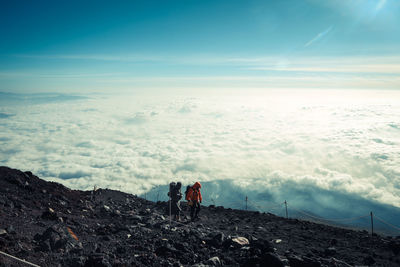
[173, 202, 178, 220]
[195, 202, 201, 218]
[177, 201, 181, 220]
[171, 201, 176, 218]
[190, 204, 195, 220]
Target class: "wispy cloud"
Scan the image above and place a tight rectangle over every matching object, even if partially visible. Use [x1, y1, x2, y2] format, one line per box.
[248, 64, 400, 74]
[12, 53, 400, 72]
[4, 54, 400, 92]
[0, 72, 123, 78]
[304, 26, 334, 47]
[376, 0, 387, 11]
[15, 54, 164, 62]
[246, 56, 400, 74]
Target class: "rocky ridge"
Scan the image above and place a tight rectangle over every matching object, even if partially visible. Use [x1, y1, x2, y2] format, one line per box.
[1, 166, 400, 266]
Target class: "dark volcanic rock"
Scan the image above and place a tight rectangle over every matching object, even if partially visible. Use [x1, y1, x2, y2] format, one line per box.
[261, 252, 285, 267]
[34, 224, 82, 253]
[0, 166, 400, 266]
[85, 253, 111, 267]
[288, 254, 321, 267]
[41, 207, 58, 220]
[389, 240, 400, 255]
[324, 246, 337, 256]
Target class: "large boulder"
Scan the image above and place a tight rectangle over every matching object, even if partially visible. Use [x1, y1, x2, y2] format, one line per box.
[34, 224, 82, 253]
[250, 238, 274, 253]
[207, 232, 225, 248]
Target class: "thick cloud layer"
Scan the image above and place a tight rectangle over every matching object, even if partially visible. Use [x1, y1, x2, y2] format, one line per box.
[1, 90, 400, 226]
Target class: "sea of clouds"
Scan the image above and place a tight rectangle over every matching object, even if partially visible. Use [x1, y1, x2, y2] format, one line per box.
[1, 89, 400, 230]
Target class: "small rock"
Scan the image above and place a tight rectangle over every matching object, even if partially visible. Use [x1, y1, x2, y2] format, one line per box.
[132, 215, 143, 221]
[231, 237, 249, 247]
[65, 256, 86, 267]
[0, 229, 7, 235]
[288, 255, 321, 267]
[155, 245, 178, 257]
[302, 256, 321, 267]
[207, 256, 221, 266]
[328, 257, 352, 267]
[325, 247, 336, 256]
[85, 253, 111, 267]
[363, 255, 376, 265]
[389, 240, 400, 255]
[6, 225, 16, 234]
[209, 232, 225, 247]
[262, 252, 285, 267]
[102, 235, 111, 241]
[288, 255, 304, 267]
[42, 207, 57, 220]
[141, 227, 152, 234]
[6, 201, 14, 209]
[114, 210, 121, 216]
[251, 238, 274, 253]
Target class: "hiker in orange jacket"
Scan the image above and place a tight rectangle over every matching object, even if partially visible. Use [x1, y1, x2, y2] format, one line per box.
[186, 182, 202, 221]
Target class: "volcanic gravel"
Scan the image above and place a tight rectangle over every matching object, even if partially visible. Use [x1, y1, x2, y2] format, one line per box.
[1, 166, 400, 266]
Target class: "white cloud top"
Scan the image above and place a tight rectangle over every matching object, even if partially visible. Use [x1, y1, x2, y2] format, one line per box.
[1, 89, 399, 209]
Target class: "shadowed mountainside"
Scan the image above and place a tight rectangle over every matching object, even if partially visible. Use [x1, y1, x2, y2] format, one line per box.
[1, 166, 400, 266]
[145, 180, 400, 235]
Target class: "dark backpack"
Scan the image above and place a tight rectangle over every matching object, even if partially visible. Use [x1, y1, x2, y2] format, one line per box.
[169, 182, 176, 193]
[169, 182, 182, 201]
[168, 182, 176, 198]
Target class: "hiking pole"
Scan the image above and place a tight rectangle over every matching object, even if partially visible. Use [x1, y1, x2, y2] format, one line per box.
[0, 251, 40, 267]
[169, 194, 172, 227]
[285, 200, 288, 219]
[370, 211, 374, 236]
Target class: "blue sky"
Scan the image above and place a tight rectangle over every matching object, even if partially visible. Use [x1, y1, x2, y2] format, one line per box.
[1, 0, 399, 93]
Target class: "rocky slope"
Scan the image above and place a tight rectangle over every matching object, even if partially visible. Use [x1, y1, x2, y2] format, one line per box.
[0, 166, 400, 266]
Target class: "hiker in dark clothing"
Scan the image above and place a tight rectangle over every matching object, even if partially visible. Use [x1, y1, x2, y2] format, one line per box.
[168, 182, 183, 221]
[186, 182, 202, 221]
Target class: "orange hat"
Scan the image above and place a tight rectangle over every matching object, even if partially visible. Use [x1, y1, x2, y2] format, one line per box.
[193, 182, 201, 188]
[193, 182, 201, 189]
